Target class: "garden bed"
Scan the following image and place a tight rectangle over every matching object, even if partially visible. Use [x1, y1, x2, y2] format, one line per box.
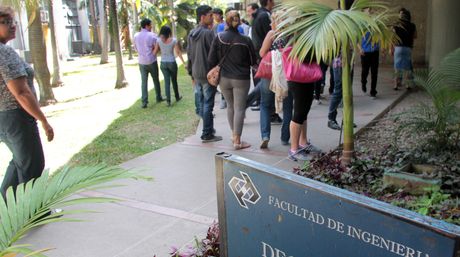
[294, 90, 460, 225]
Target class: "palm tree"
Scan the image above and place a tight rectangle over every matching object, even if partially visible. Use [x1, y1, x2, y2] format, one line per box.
[100, 0, 110, 64]
[109, 0, 128, 88]
[5, 0, 57, 104]
[119, 0, 133, 60]
[408, 48, 460, 147]
[88, 0, 102, 54]
[48, 0, 64, 88]
[0, 166, 149, 256]
[277, 0, 396, 165]
[27, 5, 57, 105]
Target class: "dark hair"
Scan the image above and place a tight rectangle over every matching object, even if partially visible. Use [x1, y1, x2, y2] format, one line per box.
[225, 7, 235, 14]
[337, 0, 354, 10]
[212, 8, 223, 16]
[241, 18, 249, 25]
[400, 8, 411, 21]
[225, 10, 240, 30]
[159, 25, 172, 39]
[247, 3, 259, 10]
[140, 18, 151, 29]
[259, 0, 268, 8]
[196, 5, 212, 22]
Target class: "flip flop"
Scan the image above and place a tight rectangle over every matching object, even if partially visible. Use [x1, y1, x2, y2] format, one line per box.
[234, 141, 251, 150]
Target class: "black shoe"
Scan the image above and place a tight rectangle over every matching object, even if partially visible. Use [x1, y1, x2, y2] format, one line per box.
[328, 120, 341, 130]
[271, 114, 283, 125]
[201, 135, 223, 143]
[176, 96, 182, 102]
[362, 84, 367, 93]
[251, 106, 260, 111]
[141, 103, 147, 108]
[156, 98, 164, 103]
[166, 101, 171, 107]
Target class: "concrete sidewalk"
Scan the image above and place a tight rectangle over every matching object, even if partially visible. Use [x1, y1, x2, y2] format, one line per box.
[21, 65, 407, 257]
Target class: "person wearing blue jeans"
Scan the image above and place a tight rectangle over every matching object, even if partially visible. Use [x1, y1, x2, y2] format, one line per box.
[259, 78, 273, 148]
[281, 91, 293, 145]
[194, 79, 218, 140]
[154, 25, 185, 106]
[328, 65, 343, 130]
[328, 62, 355, 130]
[186, 5, 221, 142]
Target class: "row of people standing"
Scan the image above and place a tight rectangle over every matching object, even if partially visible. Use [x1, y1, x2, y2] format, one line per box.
[187, 0, 322, 161]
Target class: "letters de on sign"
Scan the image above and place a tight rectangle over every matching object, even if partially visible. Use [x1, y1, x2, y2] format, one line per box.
[215, 153, 460, 257]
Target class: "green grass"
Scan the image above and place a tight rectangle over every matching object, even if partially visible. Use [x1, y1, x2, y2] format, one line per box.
[66, 67, 199, 167]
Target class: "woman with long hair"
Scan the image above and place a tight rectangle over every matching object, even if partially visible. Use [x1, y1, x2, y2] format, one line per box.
[208, 11, 257, 150]
[154, 25, 186, 106]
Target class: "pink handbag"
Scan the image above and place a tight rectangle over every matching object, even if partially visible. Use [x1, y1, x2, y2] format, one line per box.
[281, 46, 323, 83]
[255, 51, 272, 79]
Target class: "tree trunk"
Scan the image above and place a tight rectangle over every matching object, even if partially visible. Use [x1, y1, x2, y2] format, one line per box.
[109, 0, 128, 88]
[49, 0, 64, 87]
[100, 0, 110, 64]
[121, 0, 133, 60]
[89, 0, 102, 54]
[168, 0, 176, 37]
[27, 7, 56, 105]
[339, 0, 354, 165]
[132, 1, 139, 34]
[340, 40, 354, 165]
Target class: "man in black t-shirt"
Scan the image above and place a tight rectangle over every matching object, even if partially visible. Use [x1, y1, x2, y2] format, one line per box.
[392, 8, 417, 90]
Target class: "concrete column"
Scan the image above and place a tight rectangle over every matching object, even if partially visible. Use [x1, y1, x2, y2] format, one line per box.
[429, 0, 460, 68]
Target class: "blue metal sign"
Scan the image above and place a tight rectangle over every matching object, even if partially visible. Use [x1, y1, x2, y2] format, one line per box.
[215, 153, 460, 257]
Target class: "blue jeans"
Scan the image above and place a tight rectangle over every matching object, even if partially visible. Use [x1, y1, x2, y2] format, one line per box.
[328, 66, 343, 122]
[0, 109, 44, 199]
[139, 62, 162, 104]
[281, 91, 293, 143]
[194, 79, 217, 137]
[259, 78, 273, 140]
[160, 62, 180, 102]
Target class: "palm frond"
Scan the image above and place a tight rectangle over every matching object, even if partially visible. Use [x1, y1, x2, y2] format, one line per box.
[438, 47, 460, 89]
[276, 0, 396, 64]
[0, 165, 150, 256]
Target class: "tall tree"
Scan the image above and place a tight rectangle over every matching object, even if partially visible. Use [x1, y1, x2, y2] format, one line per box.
[48, 0, 64, 87]
[27, 5, 56, 105]
[119, 0, 133, 60]
[109, 0, 128, 88]
[88, 0, 102, 53]
[277, 0, 395, 165]
[100, 0, 110, 64]
[5, 0, 57, 104]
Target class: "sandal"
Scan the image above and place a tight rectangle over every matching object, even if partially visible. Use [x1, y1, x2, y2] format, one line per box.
[234, 141, 251, 150]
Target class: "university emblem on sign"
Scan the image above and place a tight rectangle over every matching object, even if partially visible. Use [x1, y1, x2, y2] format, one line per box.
[228, 171, 261, 209]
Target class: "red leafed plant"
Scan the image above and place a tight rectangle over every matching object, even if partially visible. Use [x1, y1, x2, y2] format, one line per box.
[170, 222, 220, 257]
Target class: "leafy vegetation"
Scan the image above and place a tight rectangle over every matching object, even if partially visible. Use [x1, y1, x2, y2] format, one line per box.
[398, 48, 460, 148]
[276, 0, 397, 164]
[170, 222, 220, 257]
[0, 166, 150, 256]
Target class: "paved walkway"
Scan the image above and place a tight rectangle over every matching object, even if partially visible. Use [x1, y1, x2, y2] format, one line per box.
[21, 65, 407, 257]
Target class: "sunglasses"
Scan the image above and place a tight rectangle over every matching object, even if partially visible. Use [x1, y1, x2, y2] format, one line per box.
[0, 20, 17, 27]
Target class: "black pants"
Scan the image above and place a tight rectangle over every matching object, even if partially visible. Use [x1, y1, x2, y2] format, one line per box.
[287, 81, 315, 124]
[361, 50, 379, 96]
[0, 109, 44, 198]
